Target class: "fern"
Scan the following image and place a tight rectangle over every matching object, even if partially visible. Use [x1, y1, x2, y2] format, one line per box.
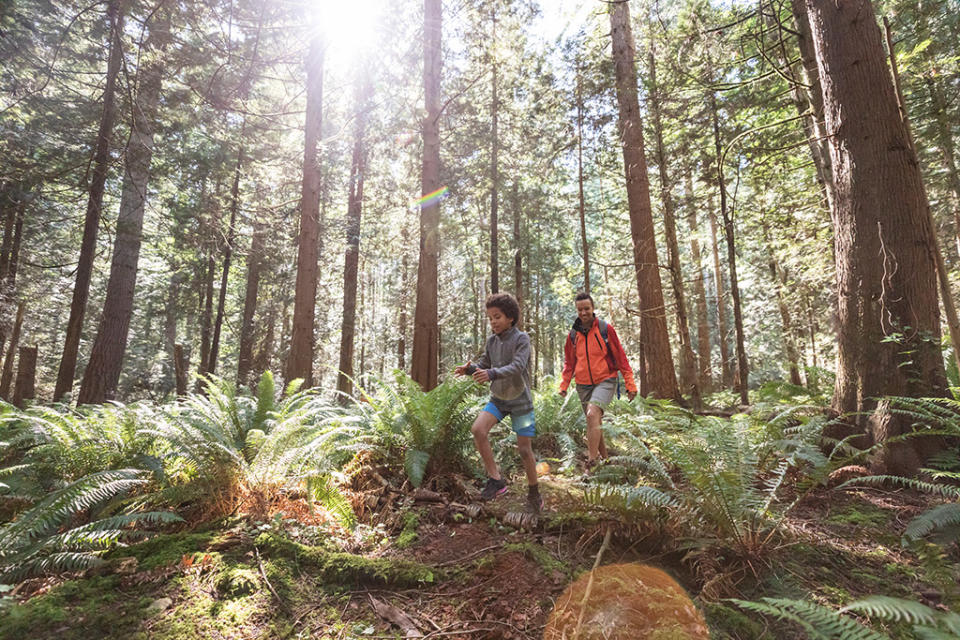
[305, 474, 356, 530]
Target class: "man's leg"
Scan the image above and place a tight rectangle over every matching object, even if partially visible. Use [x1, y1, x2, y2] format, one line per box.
[585, 403, 604, 462]
[471, 410, 501, 479]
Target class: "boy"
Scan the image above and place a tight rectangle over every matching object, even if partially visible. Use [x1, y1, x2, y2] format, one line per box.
[559, 292, 637, 471]
[455, 293, 542, 514]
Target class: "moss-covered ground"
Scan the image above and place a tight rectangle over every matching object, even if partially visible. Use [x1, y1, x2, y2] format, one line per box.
[1, 474, 956, 639]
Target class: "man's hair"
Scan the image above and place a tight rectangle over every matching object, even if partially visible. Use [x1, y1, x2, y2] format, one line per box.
[575, 291, 594, 306]
[486, 293, 520, 326]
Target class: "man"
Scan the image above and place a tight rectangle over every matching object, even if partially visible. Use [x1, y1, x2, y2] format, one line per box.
[559, 292, 638, 469]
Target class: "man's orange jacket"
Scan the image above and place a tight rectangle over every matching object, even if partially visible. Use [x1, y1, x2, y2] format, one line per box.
[559, 317, 637, 394]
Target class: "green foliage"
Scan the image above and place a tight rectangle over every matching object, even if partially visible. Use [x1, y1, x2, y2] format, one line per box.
[734, 595, 960, 639]
[0, 469, 181, 581]
[359, 371, 478, 487]
[585, 399, 834, 558]
[523, 381, 583, 472]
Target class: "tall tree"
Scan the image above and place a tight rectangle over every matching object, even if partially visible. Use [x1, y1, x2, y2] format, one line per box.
[411, 0, 442, 391]
[608, 0, 678, 400]
[54, 0, 125, 402]
[237, 222, 265, 387]
[575, 56, 591, 294]
[337, 74, 372, 400]
[647, 47, 699, 407]
[805, 0, 947, 473]
[78, 6, 171, 404]
[489, 8, 500, 294]
[285, 30, 324, 388]
[685, 173, 712, 393]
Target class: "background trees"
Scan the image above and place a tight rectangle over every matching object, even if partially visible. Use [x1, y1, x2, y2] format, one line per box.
[0, 0, 957, 461]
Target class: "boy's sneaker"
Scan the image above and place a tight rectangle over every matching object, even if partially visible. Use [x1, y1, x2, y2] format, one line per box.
[480, 477, 507, 500]
[525, 491, 544, 515]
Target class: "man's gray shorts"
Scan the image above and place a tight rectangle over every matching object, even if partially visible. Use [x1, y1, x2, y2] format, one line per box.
[576, 376, 618, 412]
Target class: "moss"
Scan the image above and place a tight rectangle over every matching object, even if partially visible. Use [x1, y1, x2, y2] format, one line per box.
[817, 585, 851, 605]
[825, 504, 888, 528]
[108, 531, 216, 570]
[503, 542, 569, 576]
[396, 510, 421, 549]
[256, 532, 437, 588]
[699, 601, 768, 640]
[0, 575, 148, 640]
[543, 511, 599, 529]
[215, 566, 260, 598]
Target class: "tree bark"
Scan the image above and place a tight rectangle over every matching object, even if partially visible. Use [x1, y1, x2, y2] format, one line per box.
[762, 225, 803, 385]
[78, 7, 170, 404]
[54, 0, 124, 402]
[398, 224, 409, 370]
[575, 61, 591, 294]
[196, 254, 215, 388]
[608, 1, 678, 401]
[0, 302, 24, 400]
[648, 49, 699, 407]
[173, 343, 188, 397]
[286, 32, 324, 388]
[925, 75, 960, 261]
[411, 0, 442, 391]
[805, 0, 947, 474]
[789, 0, 836, 212]
[489, 10, 499, 294]
[685, 173, 712, 393]
[237, 222, 264, 388]
[513, 182, 523, 328]
[12, 345, 37, 409]
[337, 77, 370, 401]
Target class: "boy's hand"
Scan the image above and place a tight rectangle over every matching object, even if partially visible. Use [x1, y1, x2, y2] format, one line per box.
[454, 364, 469, 376]
[472, 369, 491, 384]
[627, 390, 637, 401]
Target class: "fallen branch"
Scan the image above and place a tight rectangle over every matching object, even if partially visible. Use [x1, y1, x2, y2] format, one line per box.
[255, 546, 292, 615]
[369, 594, 423, 638]
[573, 526, 612, 640]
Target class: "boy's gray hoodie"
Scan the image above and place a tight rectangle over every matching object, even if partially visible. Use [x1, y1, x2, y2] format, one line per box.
[467, 326, 533, 414]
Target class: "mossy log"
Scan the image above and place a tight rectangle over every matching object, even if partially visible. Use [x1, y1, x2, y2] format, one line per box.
[255, 533, 437, 588]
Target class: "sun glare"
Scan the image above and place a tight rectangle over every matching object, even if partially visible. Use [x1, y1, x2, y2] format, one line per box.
[310, 0, 385, 60]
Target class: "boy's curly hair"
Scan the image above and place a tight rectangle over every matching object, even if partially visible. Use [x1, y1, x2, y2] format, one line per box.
[486, 293, 520, 326]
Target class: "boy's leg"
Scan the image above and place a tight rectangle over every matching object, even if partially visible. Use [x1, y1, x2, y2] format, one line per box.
[517, 435, 538, 486]
[471, 410, 501, 480]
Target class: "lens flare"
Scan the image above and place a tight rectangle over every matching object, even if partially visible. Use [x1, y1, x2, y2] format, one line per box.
[413, 186, 449, 210]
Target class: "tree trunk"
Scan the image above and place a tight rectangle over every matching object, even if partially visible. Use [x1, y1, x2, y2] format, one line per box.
[54, 0, 124, 402]
[789, 0, 836, 211]
[0, 301, 24, 400]
[648, 49, 699, 407]
[925, 75, 960, 261]
[173, 343, 188, 397]
[337, 77, 370, 401]
[286, 32, 324, 388]
[78, 8, 170, 404]
[707, 181, 732, 390]
[608, 1, 678, 401]
[12, 345, 37, 409]
[208, 138, 244, 377]
[398, 224, 409, 370]
[411, 0, 442, 391]
[709, 92, 749, 405]
[805, 0, 947, 474]
[237, 222, 264, 388]
[576, 61, 591, 294]
[489, 11, 499, 294]
[685, 173, 712, 393]
[513, 182, 523, 327]
[196, 255, 215, 388]
[762, 225, 803, 385]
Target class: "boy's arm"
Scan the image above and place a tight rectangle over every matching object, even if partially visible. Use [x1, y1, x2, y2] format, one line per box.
[463, 340, 492, 374]
[487, 333, 530, 380]
[606, 324, 637, 394]
[559, 332, 576, 392]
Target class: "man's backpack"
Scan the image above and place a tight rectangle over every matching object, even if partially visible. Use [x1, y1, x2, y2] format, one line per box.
[569, 319, 618, 372]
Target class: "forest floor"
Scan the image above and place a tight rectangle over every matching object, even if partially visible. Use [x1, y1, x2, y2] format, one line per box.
[0, 470, 957, 640]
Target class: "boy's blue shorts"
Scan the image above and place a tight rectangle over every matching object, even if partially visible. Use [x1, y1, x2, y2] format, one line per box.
[482, 401, 536, 437]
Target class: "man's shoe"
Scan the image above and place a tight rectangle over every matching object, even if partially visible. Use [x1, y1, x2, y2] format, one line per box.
[480, 477, 508, 500]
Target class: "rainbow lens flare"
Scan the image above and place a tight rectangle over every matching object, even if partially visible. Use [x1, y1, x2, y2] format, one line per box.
[414, 186, 449, 210]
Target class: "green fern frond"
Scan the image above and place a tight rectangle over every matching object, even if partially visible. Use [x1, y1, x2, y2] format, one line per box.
[841, 596, 938, 626]
[252, 370, 276, 433]
[904, 503, 960, 541]
[306, 474, 356, 530]
[733, 597, 891, 640]
[404, 448, 430, 489]
[839, 475, 960, 498]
